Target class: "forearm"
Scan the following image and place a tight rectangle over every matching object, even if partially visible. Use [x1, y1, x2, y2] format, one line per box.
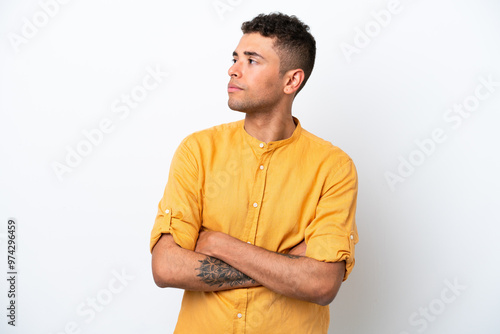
[151, 234, 260, 291]
[199, 233, 345, 305]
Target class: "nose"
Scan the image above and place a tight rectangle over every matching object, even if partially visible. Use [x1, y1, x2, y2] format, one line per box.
[228, 61, 241, 78]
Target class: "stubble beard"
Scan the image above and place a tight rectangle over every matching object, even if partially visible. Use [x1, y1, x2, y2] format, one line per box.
[228, 97, 253, 113]
[228, 92, 280, 114]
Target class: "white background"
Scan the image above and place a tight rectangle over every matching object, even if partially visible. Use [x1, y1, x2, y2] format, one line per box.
[1, 0, 499, 333]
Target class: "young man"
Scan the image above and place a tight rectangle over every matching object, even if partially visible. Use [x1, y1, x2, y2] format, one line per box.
[150, 12, 358, 333]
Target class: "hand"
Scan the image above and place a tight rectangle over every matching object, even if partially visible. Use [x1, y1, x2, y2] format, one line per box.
[288, 240, 307, 257]
[195, 230, 225, 257]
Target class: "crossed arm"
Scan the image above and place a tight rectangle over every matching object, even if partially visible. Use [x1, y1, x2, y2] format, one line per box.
[151, 231, 345, 306]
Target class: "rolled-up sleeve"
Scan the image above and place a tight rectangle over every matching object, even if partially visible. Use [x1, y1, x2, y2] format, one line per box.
[305, 158, 358, 281]
[150, 137, 202, 253]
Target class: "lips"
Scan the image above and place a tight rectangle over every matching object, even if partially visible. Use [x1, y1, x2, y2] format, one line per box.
[228, 83, 243, 92]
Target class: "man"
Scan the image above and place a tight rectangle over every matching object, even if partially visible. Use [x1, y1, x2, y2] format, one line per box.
[150, 12, 358, 334]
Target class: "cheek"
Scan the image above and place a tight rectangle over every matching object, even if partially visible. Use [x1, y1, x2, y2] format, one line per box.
[260, 74, 282, 93]
[245, 69, 282, 96]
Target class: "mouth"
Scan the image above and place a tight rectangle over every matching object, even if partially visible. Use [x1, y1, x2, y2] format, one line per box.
[228, 83, 243, 93]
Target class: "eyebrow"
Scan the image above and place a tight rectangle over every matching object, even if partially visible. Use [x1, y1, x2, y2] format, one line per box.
[233, 51, 265, 60]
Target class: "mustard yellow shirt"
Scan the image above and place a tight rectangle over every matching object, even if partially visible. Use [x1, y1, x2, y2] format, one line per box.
[150, 117, 358, 334]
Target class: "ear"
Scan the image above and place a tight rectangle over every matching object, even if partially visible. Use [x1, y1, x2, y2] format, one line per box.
[283, 69, 305, 95]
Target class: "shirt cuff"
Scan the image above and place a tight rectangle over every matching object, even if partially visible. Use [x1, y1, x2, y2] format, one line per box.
[150, 208, 172, 253]
[305, 232, 357, 281]
[150, 207, 199, 253]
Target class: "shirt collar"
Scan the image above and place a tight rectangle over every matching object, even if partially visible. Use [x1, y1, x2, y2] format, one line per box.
[240, 116, 302, 151]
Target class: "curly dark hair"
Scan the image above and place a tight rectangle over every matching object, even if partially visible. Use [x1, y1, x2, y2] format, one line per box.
[241, 12, 316, 95]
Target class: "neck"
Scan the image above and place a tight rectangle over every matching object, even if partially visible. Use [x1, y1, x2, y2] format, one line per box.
[244, 111, 296, 143]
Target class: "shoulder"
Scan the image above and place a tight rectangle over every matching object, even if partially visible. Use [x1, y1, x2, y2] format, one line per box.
[179, 120, 243, 148]
[299, 127, 354, 169]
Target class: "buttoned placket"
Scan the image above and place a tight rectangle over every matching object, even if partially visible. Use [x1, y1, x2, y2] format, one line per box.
[233, 141, 275, 333]
[233, 121, 299, 333]
[246, 141, 273, 245]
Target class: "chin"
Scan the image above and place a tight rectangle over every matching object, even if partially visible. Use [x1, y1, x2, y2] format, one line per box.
[228, 100, 247, 113]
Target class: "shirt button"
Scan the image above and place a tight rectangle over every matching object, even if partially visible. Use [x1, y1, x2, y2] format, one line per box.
[350, 235, 354, 240]
[165, 209, 170, 214]
[253, 202, 258, 208]
[247, 241, 251, 244]
[259, 165, 264, 170]
[237, 313, 243, 318]
[259, 143, 264, 148]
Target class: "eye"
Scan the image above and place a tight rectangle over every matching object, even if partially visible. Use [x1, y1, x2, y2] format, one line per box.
[248, 59, 257, 64]
[231, 59, 237, 64]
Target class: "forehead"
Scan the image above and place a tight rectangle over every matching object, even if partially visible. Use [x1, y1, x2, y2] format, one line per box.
[234, 33, 279, 60]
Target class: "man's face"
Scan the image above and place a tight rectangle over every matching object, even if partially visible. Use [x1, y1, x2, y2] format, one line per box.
[227, 33, 285, 113]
